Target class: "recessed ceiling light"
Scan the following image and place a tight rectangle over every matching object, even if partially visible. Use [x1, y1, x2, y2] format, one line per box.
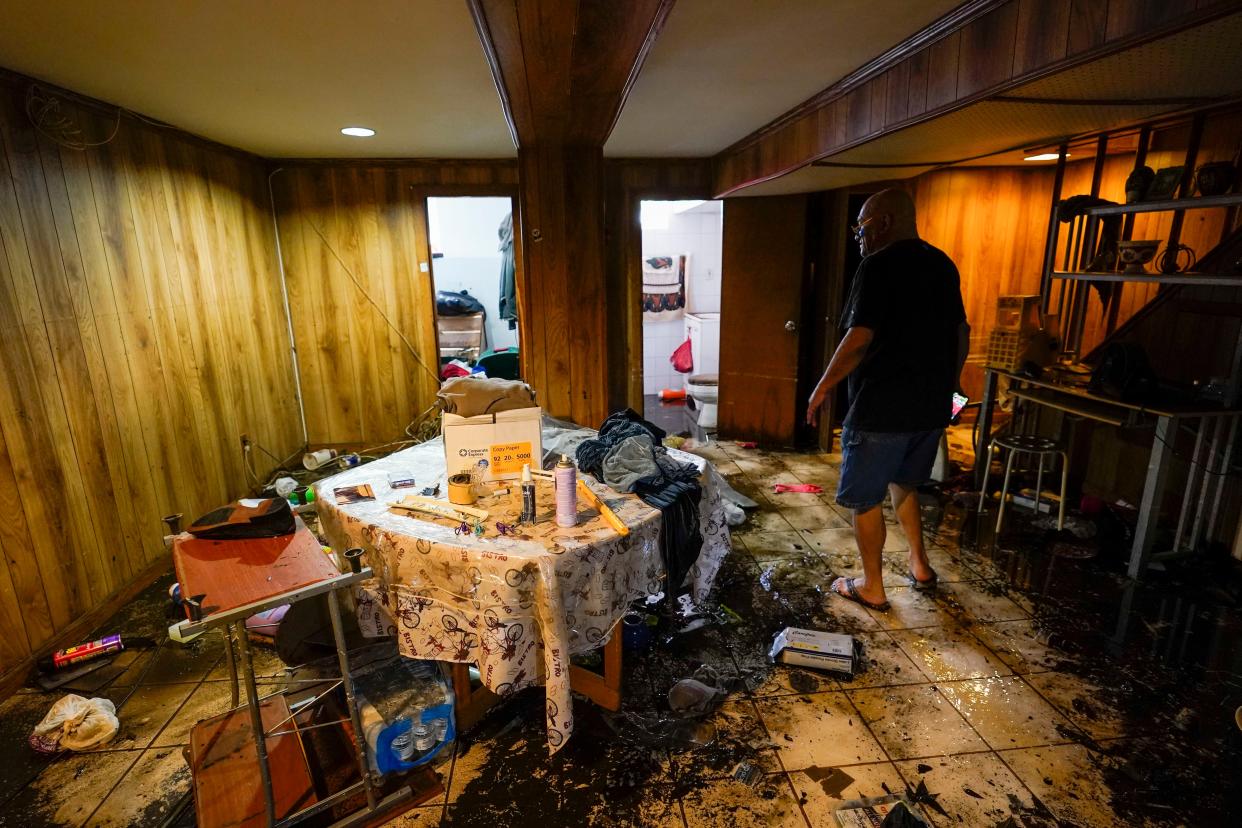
[1024, 152, 1068, 161]
[341, 126, 375, 137]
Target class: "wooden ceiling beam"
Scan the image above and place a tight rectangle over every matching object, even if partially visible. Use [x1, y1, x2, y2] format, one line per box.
[710, 0, 1242, 198]
[469, 0, 675, 147]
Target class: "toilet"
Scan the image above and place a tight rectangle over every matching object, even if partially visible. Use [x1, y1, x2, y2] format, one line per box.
[685, 373, 719, 430]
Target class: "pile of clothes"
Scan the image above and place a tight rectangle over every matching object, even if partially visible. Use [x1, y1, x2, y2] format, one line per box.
[576, 409, 702, 593]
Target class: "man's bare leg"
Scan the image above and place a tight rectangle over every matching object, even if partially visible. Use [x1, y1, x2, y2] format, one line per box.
[890, 483, 934, 581]
[835, 503, 888, 605]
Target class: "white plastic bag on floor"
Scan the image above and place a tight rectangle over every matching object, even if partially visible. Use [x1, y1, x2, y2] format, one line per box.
[28, 694, 119, 753]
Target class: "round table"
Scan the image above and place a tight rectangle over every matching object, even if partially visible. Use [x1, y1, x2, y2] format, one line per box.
[314, 433, 731, 752]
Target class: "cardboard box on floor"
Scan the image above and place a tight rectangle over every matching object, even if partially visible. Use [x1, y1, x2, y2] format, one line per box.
[443, 407, 543, 482]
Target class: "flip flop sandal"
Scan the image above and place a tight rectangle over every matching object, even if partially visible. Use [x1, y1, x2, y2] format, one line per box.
[832, 576, 890, 612]
[907, 570, 938, 592]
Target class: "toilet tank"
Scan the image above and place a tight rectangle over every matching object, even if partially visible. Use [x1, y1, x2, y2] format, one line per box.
[684, 312, 720, 380]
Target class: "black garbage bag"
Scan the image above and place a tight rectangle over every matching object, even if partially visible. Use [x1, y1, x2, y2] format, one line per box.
[436, 289, 485, 316]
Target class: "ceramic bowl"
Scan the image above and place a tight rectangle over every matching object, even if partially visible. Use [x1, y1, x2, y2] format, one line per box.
[1117, 240, 1160, 274]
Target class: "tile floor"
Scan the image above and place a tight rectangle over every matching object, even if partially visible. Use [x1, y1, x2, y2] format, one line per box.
[2, 439, 1241, 826]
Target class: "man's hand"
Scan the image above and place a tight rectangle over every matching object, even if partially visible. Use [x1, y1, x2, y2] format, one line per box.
[806, 390, 827, 427]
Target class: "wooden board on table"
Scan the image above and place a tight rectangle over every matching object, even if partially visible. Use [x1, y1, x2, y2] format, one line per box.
[172, 523, 338, 618]
[189, 695, 316, 828]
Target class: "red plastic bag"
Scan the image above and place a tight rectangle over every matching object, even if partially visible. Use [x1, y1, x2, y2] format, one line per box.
[670, 338, 694, 374]
[773, 483, 823, 494]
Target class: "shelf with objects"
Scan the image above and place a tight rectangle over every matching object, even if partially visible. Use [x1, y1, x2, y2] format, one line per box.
[169, 511, 444, 828]
[975, 109, 1242, 579]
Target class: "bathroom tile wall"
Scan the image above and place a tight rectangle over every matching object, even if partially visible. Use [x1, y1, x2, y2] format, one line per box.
[641, 203, 723, 395]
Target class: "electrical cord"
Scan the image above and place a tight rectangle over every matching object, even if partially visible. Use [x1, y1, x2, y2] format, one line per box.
[25, 84, 120, 150]
[1152, 427, 1240, 478]
[306, 222, 442, 387]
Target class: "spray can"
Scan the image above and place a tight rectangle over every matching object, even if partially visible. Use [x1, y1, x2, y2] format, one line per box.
[554, 454, 577, 527]
[38, 634, 127, 672]
[519, 464, 536, 523]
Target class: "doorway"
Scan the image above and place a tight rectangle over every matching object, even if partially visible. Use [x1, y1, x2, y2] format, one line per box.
[426, 196, 519, 379]
[638, 199, 723, 437]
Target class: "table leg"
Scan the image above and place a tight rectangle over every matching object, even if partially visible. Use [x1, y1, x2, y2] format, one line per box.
[568, 632, 624, 712]
[235, 629, 275, 827]
[224, 622, 239, 708]
[451, 663, 497, 733]
[1129, 415, 1175, 579]
[974, 370, 999, 489]
[326, 588, 377, 812]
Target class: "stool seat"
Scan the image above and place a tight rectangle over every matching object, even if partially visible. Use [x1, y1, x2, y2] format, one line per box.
[978, 432, 1069, 533]
[992, 434, 1062, 453]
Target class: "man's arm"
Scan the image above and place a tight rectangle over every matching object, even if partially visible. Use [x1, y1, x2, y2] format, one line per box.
[955, 320, 971, 391]
[806, 326, 874, 426]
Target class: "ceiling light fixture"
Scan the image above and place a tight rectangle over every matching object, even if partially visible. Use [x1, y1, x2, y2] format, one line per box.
[341, 126, 375, 137]
[1024, 152, 1068, 161]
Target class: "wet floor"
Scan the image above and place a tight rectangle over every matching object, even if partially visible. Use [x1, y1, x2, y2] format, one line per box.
[3, 438, 1241, 826]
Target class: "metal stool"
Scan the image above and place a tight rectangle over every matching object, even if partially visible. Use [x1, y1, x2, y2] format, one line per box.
[978, 434, 1068, 533]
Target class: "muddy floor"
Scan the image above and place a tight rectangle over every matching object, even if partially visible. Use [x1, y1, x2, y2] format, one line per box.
[2, 438, 1241, 826]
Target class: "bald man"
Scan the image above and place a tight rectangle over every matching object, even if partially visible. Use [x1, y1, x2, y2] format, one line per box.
[806, 189, 969, 611]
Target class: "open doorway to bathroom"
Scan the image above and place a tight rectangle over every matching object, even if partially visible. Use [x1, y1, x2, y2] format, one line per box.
[638, 199, 723, 438]
[426, 196, 519, 380]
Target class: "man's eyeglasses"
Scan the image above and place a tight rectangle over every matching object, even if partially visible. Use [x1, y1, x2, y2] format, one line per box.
[851, 215, 877, 241]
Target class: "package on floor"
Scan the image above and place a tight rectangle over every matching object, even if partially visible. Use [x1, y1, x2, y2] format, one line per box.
[768, 626, 857, 677]
[442, 407, 543, 482]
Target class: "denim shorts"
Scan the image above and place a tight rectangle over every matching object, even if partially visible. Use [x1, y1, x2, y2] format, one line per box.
[835, 428, 943, 511]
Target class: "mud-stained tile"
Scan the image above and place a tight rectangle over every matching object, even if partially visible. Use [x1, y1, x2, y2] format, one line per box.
[682, 772, 807, 827]
[894, 752, 1050, 827]
[733, 510, 797, 537]
[1001, 743, 1124, 828]
[152, 680, 234, 747]
[89, 746, 191, 827]
[2, 748, 139, 828]
[817, 550, 925, 589]
[798, 528, 857, 555]
[838, 632, 924, 689]
[750, 664, 840, 699]
[939, 676, 1074, 750]
[863, 586, 948, 631]
[756, 555, 835, 595]
[940, 581, 1030, 623]
[791, 760, 907, 825]
[754, 692, 886, 770]
[135, 641, 222, 685]
[106, 681, 196, 750]
[780, 505, 850, 532]
[970, 619, 1074, 674]
[0, 692, 64, 804]
[889, 625, 1012, 682]
[799, 588, 884, 636]
[384, 804, 445, 826]
[1024, 672, 1128, 739]
[848, 685, 985, 760]
[921, 547, 979, 584]
[205, 644, 290, 682]
[736, 531, 815, 563]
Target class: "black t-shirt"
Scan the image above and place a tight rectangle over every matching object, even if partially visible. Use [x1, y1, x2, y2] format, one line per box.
[841, 238, 966, 432]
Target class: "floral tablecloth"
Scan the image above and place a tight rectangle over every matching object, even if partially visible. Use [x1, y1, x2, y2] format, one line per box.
[314, 430, 731, 752]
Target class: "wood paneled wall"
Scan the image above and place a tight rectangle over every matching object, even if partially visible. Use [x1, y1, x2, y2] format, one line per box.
[0, 75, 300, 680]
[713, 0, 1242, 196]
[908, 107, 1242, 399]
[272, 162, 517, 446]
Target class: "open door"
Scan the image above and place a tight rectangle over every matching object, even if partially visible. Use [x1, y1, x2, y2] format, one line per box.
[718, 195, 808, 446]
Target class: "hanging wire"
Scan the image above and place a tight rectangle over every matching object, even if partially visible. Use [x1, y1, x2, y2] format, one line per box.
[24, 84, 121, 150]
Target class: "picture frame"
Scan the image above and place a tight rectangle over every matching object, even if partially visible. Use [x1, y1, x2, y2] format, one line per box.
[1145, 166, 1185, 201]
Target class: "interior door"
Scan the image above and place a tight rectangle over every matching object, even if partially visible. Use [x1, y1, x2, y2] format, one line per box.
[718, 195, 808, 446]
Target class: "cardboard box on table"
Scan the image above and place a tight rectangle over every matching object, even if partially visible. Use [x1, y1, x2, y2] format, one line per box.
[442, 407, 543, 482]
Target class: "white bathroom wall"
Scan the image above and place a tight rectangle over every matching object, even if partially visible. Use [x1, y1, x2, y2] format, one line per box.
[427, 196, 518, 351]
[640, 200, 723, 395]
